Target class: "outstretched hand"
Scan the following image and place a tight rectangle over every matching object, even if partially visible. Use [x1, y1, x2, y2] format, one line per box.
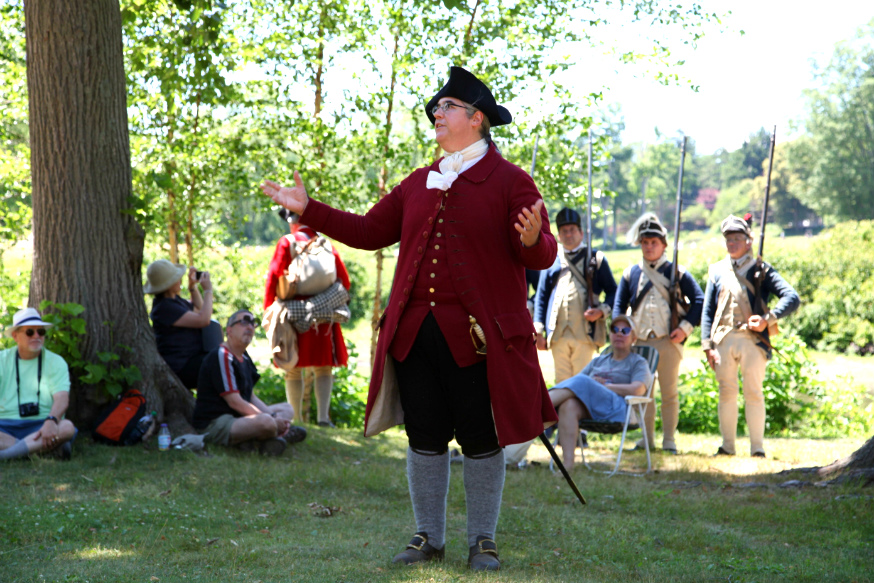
[261, 171, 309, 215]
[515, 199, 544, 247]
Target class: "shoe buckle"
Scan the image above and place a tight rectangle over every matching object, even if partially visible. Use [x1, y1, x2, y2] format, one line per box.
[476, 538, 498, 556]
[407, 534, 427, 551]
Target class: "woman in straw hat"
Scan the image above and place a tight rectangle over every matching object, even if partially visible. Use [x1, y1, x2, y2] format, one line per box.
[144, 259, 214, 389]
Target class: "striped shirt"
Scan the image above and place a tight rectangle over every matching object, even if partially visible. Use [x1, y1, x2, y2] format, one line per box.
[192, 346, 260, 430]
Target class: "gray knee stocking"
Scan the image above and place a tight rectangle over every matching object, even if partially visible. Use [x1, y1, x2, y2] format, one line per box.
[407, 447, 450, 549]
[463, 449, 505, 546]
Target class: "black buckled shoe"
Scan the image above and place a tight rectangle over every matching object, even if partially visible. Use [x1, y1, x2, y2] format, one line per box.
[713, 446, 734, 457]
[391, 532, 444, 565]
[468, 535, 500, 571]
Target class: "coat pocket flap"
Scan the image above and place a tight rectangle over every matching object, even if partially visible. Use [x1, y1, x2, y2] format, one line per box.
[494, 310, 535, 339]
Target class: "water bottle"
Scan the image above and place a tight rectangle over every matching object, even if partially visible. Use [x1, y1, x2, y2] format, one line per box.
[158, 423, 171, 451]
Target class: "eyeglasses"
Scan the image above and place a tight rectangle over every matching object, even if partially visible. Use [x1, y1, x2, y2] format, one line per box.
[611, 326, 632, 335]
[230, 315, 257, 328]
[430, 101, 473, 116]
[24, 328, 47, 337]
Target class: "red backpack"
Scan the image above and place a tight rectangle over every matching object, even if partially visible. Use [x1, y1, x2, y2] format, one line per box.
[92, 389, 147, 446]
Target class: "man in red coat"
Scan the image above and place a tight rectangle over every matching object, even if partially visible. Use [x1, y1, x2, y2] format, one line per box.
[262, 66, 557, 571]
[264, 209, 350, 427]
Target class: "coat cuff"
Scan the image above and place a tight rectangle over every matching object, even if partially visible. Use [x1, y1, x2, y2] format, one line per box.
[533, 322, 545, 335]
[678, 320, 694, 336]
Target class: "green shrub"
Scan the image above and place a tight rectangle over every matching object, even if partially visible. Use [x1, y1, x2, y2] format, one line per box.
[773, 221, 874, 353]
[677, 333, 872, 438]
[15, 301, 142, 398]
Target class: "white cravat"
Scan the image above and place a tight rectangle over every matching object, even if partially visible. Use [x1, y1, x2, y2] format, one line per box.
[426, 139, 489, 190]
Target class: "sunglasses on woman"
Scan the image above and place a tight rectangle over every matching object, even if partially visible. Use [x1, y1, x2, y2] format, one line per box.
[24, 328, 47, 337]
[611, 326, 632, 335]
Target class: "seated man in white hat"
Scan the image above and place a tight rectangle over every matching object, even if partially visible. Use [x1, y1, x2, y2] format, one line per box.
[0, 308, 77, 460]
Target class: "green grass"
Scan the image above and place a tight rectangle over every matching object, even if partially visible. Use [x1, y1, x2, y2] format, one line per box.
[1, 430, 872, 582]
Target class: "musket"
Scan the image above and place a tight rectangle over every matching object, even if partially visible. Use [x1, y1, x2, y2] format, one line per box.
[530, 135, 540, 177]
[750, 126, 779, 354]
[669, 136, 689, 332]
[585, 128, 598, 327]
[757, 126, 777, 262]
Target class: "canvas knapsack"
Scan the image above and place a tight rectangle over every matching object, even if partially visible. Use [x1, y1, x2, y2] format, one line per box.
[92, 389, 147, 446]
[276, 234, 337, 300]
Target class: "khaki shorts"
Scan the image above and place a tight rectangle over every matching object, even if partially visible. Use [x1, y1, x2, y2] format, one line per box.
[202, 414, 236, 446]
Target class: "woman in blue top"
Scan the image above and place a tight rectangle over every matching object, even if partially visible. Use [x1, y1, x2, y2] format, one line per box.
[549, 313, 652, 470]
[144, 259, 214, 389]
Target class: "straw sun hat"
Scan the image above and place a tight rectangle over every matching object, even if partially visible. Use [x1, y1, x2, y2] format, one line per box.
[143, 259, 187, 294]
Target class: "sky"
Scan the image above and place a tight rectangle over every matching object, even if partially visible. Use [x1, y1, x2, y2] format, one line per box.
[577, 0, 874, 154]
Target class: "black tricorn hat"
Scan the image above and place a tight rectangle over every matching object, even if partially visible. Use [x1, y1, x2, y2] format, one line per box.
[425, 66, 512, 128]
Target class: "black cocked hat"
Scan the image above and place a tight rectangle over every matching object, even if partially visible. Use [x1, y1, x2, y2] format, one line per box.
[425, 66, 512, 127]
[555, 207, 582, 229]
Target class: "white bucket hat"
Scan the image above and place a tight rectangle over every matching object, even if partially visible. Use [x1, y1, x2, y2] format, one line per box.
[5, 307, 54, 337]
[143, 259, 188, 294]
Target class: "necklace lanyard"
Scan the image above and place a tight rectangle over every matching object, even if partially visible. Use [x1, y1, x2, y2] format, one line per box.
[15, 350, 43, 410]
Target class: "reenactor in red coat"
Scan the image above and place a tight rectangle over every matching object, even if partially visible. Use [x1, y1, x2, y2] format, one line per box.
[263, 66, 557, 571]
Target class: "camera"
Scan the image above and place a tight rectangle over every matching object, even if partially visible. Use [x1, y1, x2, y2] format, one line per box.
[195, 270, 203, 280]
[19, 402, 40, 417]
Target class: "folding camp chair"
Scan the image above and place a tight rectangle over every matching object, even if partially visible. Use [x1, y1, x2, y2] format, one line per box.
[550, 344, 659, 477]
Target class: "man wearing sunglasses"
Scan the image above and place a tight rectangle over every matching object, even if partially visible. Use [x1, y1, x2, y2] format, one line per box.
[193, 309, 306, 456]
[1, 308, 76, 460]
[262, 66, 557, 571]
[613, 213, 704, 455]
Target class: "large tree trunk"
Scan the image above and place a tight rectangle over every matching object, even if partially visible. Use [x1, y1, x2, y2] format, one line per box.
[785, 434, 874, 487]
[25, 0, 193, 431]
[816, 434, 874, 485]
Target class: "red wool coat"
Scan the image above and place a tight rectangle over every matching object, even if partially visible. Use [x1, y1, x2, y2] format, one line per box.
[263, 226, 350, 368]
[300, 144, 558, 446]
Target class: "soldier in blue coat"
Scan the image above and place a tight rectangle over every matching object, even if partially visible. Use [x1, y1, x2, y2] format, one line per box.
[701, 215, 799, 458]
[533, 207, 617, 381]
[613, 213, 704, 454]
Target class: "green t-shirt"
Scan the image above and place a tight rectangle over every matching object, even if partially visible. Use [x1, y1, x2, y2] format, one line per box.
[0, 347, 71, 419]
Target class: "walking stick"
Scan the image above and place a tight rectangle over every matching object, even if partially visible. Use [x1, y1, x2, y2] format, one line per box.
[539, 432, 587, 505]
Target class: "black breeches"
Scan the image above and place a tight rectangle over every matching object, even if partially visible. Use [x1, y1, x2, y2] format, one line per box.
[394, 313, 500, 458]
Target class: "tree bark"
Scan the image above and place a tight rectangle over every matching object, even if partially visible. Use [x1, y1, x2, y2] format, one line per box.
[816, 433, 874, 478]
[24, 0, 193, 432]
